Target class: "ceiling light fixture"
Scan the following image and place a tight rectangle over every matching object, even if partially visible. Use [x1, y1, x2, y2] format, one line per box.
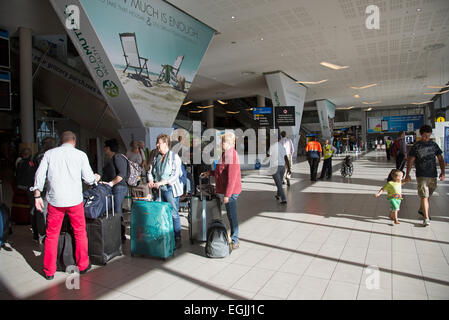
[426, 85, 449, 89]
[260, 38, 264, 41]
[362, 101, 381, 105]
[226, 111, 240, 114]
[197, 105, 214, 109]
[411, 101, 433, 105]
[245, 108, 254, 111]
[350, 83, 377, 90]
[354, 94, 360, 98]
[320, 61, 349, 70]
[337, 106, 355, 110]
[182, 101, 193, 106]
[217, 100, 228, 105]
[366, 108, 373, 111]
[231, 16, 236, 19]
[189, 110, 203, 113]
[424, 89, 449, 95]
[296, 79, 328, 85]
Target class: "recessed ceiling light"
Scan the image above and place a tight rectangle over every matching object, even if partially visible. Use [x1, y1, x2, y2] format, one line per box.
[426, 85, 449, 89]
[260, 38, 264, 41]
[354, 94, 360, 98]
[416, 8, 421, 12]
[366, 108, 372, 111]
[226, 111, 240, 114]
[411, 100, 433, 105]
[198, 105, 214, 109]
[424, 89, 449, 95]
[320, 61, 349, 70]
[217, 100, 227, 105]
[296, 79, 328, 85]
[231, 16, 235, 19]
[190, 110, 203, 113]
[182, 101, 193, 106]
[350, 83, 377, 90]
[362, 101, 381, 104]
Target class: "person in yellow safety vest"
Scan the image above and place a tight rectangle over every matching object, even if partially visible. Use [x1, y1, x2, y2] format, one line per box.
[319, 139, 337, 180]
[385, 137, 393, 161]
[305, 136, 322, 181]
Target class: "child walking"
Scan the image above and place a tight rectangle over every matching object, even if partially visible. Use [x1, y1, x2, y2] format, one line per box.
[375, 169, 406, 224]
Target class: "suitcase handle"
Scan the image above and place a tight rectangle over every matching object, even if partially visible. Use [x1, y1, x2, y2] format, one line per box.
[105, 194, 115, 218]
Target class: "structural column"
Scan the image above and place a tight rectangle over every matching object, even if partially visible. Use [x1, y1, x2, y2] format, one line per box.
[257, 95, 265, 107]
[19, 27, 35, 151]
[206, 99, 214, 129]
[360, 109, 367, 150]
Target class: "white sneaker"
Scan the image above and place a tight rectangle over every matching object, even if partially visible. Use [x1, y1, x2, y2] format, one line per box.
[423, 219, 430, 226]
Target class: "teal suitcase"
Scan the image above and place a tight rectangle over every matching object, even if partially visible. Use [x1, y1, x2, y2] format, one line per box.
[131, 200, 175, 259]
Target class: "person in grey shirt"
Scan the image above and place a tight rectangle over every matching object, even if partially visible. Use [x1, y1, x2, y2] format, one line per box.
[32, 131, 100, 280]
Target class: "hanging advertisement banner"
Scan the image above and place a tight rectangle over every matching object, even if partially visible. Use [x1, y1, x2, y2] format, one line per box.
[264, 72, 307, 158]
[367, 115, 424, 133]
[316, 100, 335, 140]
[49, 0, 215, 129]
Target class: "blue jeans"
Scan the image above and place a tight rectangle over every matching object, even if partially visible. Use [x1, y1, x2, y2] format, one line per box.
[112, 184, 128, 238]
[225, 194, 239, 244]
[272, 166, 286, 201]
[156, 185, 181, 238]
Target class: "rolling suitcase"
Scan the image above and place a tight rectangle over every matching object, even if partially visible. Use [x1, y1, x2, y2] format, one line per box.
[43, 215, 75, 272]
[130, 199, 175, 259]
[85, 194, 123, 265]
[188, 179, 222, 244]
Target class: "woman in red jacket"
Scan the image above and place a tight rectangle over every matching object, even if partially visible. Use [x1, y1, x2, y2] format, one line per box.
[201, 132, 242, 249]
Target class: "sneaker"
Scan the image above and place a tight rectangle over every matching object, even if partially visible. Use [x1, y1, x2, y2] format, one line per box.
[418, 211, 431, 220]
[232, 242, 240, 250]
[423, 219, 430, 226]
[280, 200, 287, 205]
[274, 195, 280, 200]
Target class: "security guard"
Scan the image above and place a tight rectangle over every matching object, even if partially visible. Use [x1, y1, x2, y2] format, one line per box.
[305, 136, 322, 181]
[385, 137, 393, 161]
[319, 139, 337, 180]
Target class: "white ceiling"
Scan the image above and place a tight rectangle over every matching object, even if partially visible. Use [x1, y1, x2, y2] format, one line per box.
[168, 0, 449, 108]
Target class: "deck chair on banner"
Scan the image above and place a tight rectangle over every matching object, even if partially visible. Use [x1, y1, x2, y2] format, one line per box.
[119, 33, 151, 85]
[157, 55, 184, 88]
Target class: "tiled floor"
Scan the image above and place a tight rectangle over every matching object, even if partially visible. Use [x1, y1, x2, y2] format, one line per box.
[1, 151, 449, 300]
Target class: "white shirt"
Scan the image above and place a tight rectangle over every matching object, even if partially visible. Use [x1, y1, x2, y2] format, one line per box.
[263, 142, 287, 175]
[280, 137, 294, 156]
[32, 143, 96, 207]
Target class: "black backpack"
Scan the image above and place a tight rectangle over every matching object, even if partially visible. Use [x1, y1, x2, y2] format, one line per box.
[15, 158, 36, 189]
[205, 220, 232, 258]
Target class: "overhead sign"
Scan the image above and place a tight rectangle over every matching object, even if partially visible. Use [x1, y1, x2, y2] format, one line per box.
[436, 117, 446, 122]
[0, 71, 11, 111]
[50, 0, 215, 129]
[253, 107, 272, 114]
[0, 29, 10, 69]
[275, 106, 295, 127]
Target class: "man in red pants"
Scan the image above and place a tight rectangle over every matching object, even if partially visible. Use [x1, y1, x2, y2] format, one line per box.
[32, 131, 100, 280]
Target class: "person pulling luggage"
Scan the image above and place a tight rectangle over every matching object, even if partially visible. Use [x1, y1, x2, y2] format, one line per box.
[32, 131, 100, 280]
[200, 132, 242, 250]
[147, 134, 184, 249]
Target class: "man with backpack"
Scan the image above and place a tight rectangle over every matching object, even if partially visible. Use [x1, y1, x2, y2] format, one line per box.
[392, 131, 407, 172]
[102, 138, 129, 242]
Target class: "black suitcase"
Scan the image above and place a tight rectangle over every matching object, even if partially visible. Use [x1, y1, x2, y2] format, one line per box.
[43, 214, 75, 272]
[188, 179, 222, 243]
[86, 194, 122, 265]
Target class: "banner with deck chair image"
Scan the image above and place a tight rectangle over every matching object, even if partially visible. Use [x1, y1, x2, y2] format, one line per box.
[63, 0, 215, 128]
[157, 55, 185, 92]
[119, 33, 151, 87]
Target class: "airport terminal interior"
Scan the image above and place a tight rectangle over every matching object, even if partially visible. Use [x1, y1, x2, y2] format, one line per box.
[1, 0, 449, 301]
